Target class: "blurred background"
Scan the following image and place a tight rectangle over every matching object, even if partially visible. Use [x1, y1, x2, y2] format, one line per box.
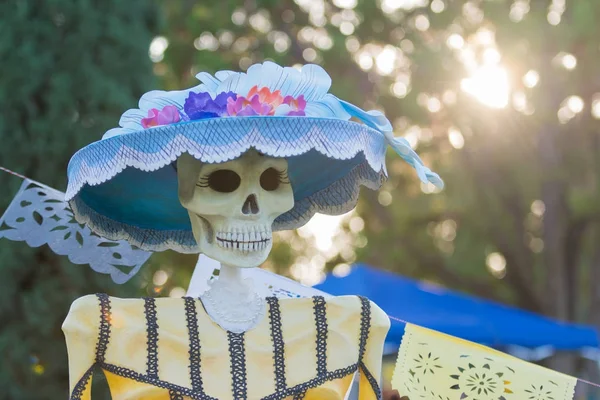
[2, 0, 600, 398]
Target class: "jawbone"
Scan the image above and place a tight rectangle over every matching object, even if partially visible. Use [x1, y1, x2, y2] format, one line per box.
[192, 215, 273, 267]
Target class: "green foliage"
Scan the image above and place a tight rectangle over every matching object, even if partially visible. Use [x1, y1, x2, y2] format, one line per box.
[0, 1, 159, 398]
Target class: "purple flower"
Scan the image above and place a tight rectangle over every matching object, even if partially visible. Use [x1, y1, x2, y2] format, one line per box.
[184, 91, 237, 120]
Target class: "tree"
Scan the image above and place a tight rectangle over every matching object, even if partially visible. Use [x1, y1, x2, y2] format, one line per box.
[154, 0, 600, 380]
[349, 0, 600, 380]
[0, 1, 160, 398]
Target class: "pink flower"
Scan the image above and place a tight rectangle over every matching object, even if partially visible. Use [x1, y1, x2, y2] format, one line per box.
[227, 96, 266, 116]
[283, 94, 306, 116]
[226, 95, 269, 116]
[227, 86, 284, 116]
[141, 105, 181, 128]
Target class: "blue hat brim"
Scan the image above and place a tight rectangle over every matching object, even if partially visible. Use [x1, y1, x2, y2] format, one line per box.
[66, 116, 388, 253]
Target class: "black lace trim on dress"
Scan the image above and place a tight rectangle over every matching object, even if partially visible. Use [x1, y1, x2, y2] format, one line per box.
[263, 363, 358, 400]
[70, 366, 94, 400]
[71, 293, 111, 399]
[357, 296, 371, 361]
[360, 361, 382, 399]
[169, 390, 184, 400]
[358, 296, 382, 399]
[312, 296, 328, 376]
[184, 297, 204, 393]
[228, 332, 248, 399]
[292, 390, 306, 400]
[267, 296, 286, 392]
[101, 362, 218, 400]
[95, 293, 111, 364]
[144, 297, 159, 378]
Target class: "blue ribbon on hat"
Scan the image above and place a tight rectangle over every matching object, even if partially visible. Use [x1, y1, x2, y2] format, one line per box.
[338, 99, 444, 189]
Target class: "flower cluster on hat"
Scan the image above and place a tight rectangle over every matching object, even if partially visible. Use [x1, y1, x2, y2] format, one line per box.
[140, 85, 308, 127]
[141, 105, 181, 128]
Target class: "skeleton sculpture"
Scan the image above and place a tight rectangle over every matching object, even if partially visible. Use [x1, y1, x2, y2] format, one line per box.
[177, 150, 294, 333]
[60, 62, 415, 399]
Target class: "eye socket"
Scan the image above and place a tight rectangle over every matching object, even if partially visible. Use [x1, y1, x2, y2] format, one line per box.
[260, 168, 288, 191]
[198, 170, 241, 193]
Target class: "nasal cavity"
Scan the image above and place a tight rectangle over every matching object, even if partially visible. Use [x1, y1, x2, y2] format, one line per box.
[242, 194, 259, 215]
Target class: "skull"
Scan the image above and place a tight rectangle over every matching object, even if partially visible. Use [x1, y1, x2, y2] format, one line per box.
[177, 150, 294, 268]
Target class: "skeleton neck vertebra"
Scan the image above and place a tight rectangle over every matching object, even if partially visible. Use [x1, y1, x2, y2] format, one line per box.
[200, 264, 266, 333]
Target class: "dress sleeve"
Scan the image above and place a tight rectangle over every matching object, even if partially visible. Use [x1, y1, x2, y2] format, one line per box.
[62, 294, 102, 400]
[358, 299, 391, 400]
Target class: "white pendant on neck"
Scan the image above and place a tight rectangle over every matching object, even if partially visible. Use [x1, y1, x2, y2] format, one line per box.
[200, 279, 267, 333]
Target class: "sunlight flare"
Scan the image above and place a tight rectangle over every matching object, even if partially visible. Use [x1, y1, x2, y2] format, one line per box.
[461, 65, 510, 108]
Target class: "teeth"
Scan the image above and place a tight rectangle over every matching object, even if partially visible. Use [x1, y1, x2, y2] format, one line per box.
[215, 225, 274, 252]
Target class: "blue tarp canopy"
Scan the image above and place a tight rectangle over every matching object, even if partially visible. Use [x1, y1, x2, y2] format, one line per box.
[315, 264, 599, 350]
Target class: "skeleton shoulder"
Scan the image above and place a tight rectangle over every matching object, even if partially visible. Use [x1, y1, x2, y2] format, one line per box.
[325, 295, 390, 331]
[62, 294, 102, 335]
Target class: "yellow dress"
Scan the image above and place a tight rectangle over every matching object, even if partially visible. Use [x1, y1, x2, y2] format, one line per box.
[63, 294, 390, 400]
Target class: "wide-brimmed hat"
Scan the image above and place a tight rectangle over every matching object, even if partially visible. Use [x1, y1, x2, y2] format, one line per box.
[66, 62, 442, 253]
